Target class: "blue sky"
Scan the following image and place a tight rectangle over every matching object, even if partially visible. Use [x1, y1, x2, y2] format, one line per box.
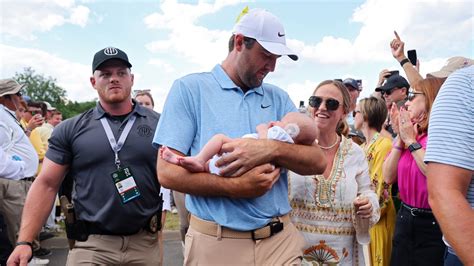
[1, 0, 473, 112]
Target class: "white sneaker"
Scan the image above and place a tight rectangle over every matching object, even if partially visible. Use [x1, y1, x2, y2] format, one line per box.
[171, 207, 178, 214]
[28, 257, 50, 265]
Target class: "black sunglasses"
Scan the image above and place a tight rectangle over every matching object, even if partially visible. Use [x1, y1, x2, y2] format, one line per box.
[407, 89, 424, 101]
[352, 110, 360, 117]
[382, 87, 401, 96]
[308, 96, 340, 111]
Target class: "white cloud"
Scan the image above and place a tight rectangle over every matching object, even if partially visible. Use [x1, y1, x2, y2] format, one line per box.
[0, 44, 95, 102]
[148, 58, 175, 73]
[144, 0, 241, 69]
[297, 0, 473, 64]
[69, 5, 90, 27]
[0, 1, 91, 40]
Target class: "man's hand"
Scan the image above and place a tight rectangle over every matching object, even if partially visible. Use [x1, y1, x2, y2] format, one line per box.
[378, 69, 391, 86]
[390, 31, 406, 62]
[227, 163, 280, 198]
[216, 138, 275, 177]
[7, 245, 32, 266]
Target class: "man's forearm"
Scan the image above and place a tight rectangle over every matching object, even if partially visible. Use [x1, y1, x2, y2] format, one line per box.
[428, 163, 474, 264]
[430, 189, 474, 264]
[17, 180, 59, 242]
[158, 156, 234, 197]
[272, 141, 326, 175]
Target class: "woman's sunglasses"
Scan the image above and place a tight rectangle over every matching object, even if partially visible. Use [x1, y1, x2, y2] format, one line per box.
[308, 96, 340, 111]
[407, 89, 424, 101]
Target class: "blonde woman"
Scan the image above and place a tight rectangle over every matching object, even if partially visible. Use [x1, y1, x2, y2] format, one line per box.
[289, 80, 380, 266]
[354, 97, 396, 266]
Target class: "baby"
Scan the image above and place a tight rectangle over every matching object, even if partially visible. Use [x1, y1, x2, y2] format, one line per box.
[160, 112, 318, 175]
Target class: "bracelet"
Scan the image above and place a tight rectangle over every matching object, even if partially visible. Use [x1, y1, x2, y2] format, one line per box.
[16, 241, 33, 262]
[400, 58, 410, 67]
[393, 145, 403, 151]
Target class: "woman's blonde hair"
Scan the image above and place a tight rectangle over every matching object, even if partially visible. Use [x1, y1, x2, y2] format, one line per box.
[312, 80, 351, 136]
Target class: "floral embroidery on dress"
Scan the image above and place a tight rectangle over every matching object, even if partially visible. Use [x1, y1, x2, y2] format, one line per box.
[303, 240, 349, 265]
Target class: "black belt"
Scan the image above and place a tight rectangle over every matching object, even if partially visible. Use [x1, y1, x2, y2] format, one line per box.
[85, 222, 140, 236]
[401, 202, 433, 217]
[21, 177, 34, 181]
[84, 213, 160, 236]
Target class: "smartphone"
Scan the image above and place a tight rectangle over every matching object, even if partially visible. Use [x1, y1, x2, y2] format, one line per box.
[407, 49, 417, 65]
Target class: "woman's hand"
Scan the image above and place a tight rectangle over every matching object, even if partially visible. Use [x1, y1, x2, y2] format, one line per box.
[354, 196, 372, 219]
[389, 103, 400, 134]
[390, 31, 406, 62]
[398, 108, 417, 145]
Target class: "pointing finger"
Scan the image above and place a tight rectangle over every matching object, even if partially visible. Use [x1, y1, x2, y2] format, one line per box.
[394, 30, 400, 40]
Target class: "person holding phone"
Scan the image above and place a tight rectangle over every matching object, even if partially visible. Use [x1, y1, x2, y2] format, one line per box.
[390, 31, 424, 86]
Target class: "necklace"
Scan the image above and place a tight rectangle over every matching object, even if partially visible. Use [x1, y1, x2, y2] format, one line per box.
[319, 135, 340, 150]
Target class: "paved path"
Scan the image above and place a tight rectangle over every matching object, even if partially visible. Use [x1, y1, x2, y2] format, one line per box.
[39, 231, 183, 266]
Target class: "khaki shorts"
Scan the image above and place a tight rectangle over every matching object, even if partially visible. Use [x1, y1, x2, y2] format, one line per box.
[184, 215, 305, 265]
[66, 229, 160, 265]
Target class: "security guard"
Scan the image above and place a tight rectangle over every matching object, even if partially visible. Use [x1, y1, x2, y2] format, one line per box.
[8, 47, 162, 265]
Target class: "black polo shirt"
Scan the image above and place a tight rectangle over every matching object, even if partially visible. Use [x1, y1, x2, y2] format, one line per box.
[46, 101, 160, 234]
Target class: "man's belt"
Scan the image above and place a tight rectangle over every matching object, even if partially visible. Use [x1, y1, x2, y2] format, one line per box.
[20, 176, 34, 181]
[190, 214, 289, 240]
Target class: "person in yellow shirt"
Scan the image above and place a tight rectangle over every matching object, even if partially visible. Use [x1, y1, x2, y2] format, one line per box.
[354, 97, 396, 266]
[20, 101, 46, 174]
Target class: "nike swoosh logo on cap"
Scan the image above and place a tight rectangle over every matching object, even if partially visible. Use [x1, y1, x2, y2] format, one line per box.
[278, 32, 285, 37]
[261, 104, 271, 109]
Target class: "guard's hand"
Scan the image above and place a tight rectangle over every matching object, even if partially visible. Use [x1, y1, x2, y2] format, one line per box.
[7, 245, 32, 266]
[229, 163, 280, 198]
[353, 196, 372, 219]
[390, 31, 406, 61]
[216, 138, 275, 177]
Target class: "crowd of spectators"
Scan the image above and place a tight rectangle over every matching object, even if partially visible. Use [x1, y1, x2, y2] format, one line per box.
[2, 7, 473, 266]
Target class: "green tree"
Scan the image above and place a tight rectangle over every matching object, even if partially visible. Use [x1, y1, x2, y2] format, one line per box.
[13, 67, 97, 119]
[14, 67, 67, 105]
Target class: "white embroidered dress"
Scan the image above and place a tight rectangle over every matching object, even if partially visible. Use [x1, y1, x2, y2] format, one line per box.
[289, 137, 380, 265]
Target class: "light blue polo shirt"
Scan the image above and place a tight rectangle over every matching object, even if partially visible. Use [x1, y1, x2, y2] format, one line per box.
[153, 64, 296, 230]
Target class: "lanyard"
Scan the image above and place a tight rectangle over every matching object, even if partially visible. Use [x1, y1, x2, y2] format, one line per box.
[100, 115, 136, 169]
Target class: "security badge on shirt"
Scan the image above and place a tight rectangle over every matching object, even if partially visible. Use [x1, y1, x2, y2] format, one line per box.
[111, 166, 141, 204]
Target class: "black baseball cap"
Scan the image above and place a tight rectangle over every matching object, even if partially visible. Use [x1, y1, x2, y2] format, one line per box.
[92, 47, 132, 73]
[375, 75, 409, 92]
[343, 78, 360, 91]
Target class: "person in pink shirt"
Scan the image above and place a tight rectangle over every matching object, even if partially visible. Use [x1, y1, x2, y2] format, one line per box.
[383, 77, 445, 265]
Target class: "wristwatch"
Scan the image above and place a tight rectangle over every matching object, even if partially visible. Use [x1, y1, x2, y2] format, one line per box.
[408, 142, 422, 153]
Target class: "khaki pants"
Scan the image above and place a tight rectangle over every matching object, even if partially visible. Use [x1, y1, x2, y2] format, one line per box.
[66, 230, 160, 265]
[0, 178, 31, 245]
[184, 220, 305, 265]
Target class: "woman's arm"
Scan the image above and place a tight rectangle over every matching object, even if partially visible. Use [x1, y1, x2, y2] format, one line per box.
[383, 137, 403, 185]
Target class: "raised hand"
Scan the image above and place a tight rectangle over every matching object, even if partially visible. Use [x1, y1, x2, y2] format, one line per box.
[390, 31, 406, 61]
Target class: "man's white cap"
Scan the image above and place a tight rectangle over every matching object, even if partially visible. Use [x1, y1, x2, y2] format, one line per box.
[232, 8, 298, 61]
[44, 101, 56, 111]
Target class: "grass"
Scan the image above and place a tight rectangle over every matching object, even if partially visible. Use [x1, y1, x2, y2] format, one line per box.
[164, 211, 180, 231]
